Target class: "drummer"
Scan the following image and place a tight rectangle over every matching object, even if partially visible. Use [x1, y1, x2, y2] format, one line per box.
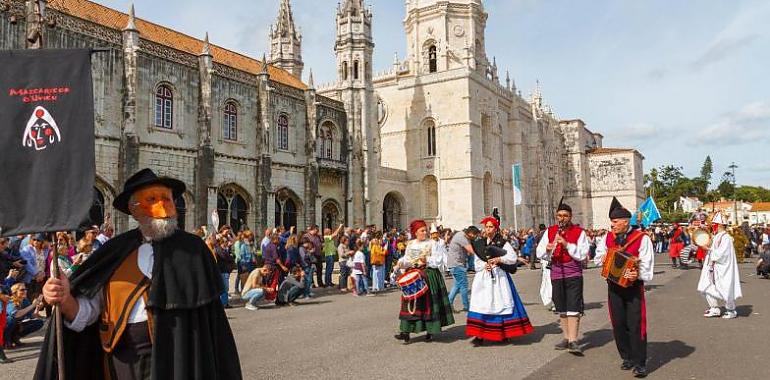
[594, 197, 655, 378]
[394, 220, 454, 344]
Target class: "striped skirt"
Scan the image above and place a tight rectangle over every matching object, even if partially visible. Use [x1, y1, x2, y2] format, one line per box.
[466, 272, 534, 341]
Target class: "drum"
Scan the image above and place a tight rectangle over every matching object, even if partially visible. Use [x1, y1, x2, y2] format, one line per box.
[693, 229, 712, 248]
[397, 269, 428, 300]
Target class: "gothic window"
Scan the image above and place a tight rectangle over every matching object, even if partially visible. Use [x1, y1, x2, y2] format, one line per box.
[342, 61, 349, 80]
[319, 123, 335, 160]
[425, 120, 437, 157]
[383, 192, 403, 230]
[154, 84, 173, 129]
[277, 114, 289, 150]
[422, 175, 439, 219]
[481, 114, 491, 158]
[223, 101, 237, 141]
[217, 186, 250, 232]
[483, 172, 493, 215]
[353, 60, 360, 80]
[428, 45, 437, 73]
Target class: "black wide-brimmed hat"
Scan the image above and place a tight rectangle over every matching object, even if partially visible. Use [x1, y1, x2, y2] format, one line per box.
[113, 168, 186, 215]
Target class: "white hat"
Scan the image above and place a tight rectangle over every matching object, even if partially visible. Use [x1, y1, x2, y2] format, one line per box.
[430, 223, 439, 234]
[711, 211, 728, 225]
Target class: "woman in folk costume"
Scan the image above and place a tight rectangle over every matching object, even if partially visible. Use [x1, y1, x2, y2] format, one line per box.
[668, 224, 685, 268]
[394, 220, 454, 344]
[467, 216, 533, 347]
[697, 211, 742, 319]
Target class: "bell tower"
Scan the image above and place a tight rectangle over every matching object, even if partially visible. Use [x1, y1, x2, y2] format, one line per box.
[334, 0, 377, 226]
[268, 0, 303, 78]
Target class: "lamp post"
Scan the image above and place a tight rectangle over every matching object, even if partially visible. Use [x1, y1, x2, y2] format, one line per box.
[729, 162, 738, 226]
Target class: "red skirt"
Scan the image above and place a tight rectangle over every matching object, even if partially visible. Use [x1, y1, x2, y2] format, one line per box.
[696, 247, 707, 261]
[669, 242, 684, 258]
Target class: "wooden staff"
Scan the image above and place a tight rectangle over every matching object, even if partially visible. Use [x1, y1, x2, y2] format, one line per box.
[50, 232, 65, 380]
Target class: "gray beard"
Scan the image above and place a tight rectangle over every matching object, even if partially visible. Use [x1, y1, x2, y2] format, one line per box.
[558, 221, 571, 229]
[136, 216, 178, 241]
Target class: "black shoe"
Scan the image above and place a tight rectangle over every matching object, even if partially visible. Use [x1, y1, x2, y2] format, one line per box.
[568, 341, 583, 355]
[633, 366, 648, 378]
[394, 333, 410, 343]
[621, 361, 634, 370]
[223, 305, 233, 309]
[472, 337, 484, 347]
[554, 339, 569, 350]
[425, 334, 433, 342]
[0, 350, 12, 364]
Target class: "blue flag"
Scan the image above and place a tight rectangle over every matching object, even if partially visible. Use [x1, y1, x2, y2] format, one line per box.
[632, 196, 662, 227]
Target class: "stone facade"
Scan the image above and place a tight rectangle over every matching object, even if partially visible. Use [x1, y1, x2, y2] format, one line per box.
[0, 0, 645, 233]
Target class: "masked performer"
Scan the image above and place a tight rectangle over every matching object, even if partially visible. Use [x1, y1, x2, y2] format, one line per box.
[536, 198, 589, 355]
[36, 169, 241, 380]
[697, 212, 742, 319]
[594, 197, 654, 378]
[394, 220, 454, 343]
[466, 216, 533, 347]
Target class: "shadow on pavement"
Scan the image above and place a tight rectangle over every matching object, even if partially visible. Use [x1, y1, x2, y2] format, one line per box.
[5, 340, 43, 363]
[515, 322, 561, 345]
[736, 304, 753, 317]
[580, 328, 614, 352]
[645, 284, 664, 291]
[584, 302, 603, 311]
[432, 325, 470, 344]
[647, 340, 696, 374]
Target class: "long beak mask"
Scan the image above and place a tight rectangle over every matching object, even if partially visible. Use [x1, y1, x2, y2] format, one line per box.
[133, 185, 177, 219]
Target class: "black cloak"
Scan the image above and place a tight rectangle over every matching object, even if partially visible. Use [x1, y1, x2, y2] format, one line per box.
[33, 229, 242, 380]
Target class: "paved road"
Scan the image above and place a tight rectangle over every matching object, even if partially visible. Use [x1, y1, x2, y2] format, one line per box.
[4, 261, 768, 379]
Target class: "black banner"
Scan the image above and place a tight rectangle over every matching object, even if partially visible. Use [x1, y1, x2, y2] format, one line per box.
[0, 49, 95, 237]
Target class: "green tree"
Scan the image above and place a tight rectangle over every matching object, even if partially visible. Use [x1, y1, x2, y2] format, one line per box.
[700, 156, 713, 184]
[718, 171, 735, 199]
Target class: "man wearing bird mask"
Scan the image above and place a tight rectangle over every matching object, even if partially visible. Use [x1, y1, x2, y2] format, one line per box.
[35, 169, 242, 380]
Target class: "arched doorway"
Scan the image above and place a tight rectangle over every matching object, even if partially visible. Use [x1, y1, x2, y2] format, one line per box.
[175, 195, 186, 231]
[383, 192, 403, 230]
[322, 200, 341, 231]
[86, 187, 106, 228]
[275, 188, 302, 230]
[217, 185, 251, 232]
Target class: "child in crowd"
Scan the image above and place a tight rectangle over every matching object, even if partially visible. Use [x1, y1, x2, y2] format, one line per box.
[352, 240, 369, 296]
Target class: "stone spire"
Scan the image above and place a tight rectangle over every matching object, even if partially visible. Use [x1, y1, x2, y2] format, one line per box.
[268, 0, 303, 78]
[124, 3, 137, 31]
[340, 0, 364, 14]
[308, 68, 314, 89]
[200, 31, 211, 56]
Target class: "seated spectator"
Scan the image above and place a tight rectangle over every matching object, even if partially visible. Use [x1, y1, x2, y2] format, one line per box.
[757, 250, 770, 279]
[241, 265, 275, 311]
[275, 267, 305, 306]
[0, 286, 11, 363]
[4, 283, 44, 349]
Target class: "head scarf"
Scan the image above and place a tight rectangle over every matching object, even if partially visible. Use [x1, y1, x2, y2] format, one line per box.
[480, 216, 500, 230]
[409, 219, 427, 237]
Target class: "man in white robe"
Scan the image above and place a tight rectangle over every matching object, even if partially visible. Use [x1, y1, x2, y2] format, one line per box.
[697, 212, 742, 319]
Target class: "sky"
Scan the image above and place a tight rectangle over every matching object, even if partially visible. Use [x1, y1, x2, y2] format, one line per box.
[99, 0, 770, 187]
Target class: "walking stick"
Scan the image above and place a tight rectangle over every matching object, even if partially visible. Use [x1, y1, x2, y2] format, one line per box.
[50, 233, 66, 380]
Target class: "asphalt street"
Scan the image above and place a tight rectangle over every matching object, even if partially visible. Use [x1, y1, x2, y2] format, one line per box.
[4, 260, 768, 379]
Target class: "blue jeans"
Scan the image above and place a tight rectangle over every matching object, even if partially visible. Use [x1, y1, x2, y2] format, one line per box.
[220, 272, 230, 306]
[243, 288, 265, 307]
[324, 256, 336, 286]
[371, 265, 385, 292]
[467, 253, 475, 271]
[448, 266, 469, 310]
[339, 264, 351, 290]
[355, 274, 368, 295]
[303, 266, 314, 297]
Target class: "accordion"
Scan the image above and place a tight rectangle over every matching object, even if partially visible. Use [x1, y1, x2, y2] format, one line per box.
[601, 248, 639, 288]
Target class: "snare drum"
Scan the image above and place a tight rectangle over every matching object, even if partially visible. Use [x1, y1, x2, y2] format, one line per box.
[397, 269, 429, 300]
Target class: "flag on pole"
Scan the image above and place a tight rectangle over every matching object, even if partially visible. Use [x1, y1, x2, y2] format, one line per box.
[0, 49, 95, 236]
[512, 163, 523, 205]
[632, 196, 662, 228]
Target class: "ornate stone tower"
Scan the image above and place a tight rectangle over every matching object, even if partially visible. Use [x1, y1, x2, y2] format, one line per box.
[404, 0, 490, 75]
[268, 0, 303, 78]
[334, 0, 377, 226]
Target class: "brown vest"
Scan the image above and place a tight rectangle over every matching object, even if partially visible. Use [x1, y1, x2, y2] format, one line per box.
[99, 249, 154, 353]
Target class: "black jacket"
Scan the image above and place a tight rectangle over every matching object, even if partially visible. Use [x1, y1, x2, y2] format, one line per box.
[33, 229, 242, 380]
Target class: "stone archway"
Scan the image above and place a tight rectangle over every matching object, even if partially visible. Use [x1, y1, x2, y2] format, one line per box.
[275, 188, 303, 230]
[217, 184, 252, 232]
[383, 192, 405, 230]
[321, 199, 341, 232]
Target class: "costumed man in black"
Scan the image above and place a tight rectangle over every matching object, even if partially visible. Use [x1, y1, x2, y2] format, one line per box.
[593, 197, 654, 378]
[535, 198, 590, 355]
[35, 169, 242, 380]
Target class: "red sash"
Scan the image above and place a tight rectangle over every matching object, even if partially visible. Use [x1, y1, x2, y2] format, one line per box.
[606, 230, 644, 257]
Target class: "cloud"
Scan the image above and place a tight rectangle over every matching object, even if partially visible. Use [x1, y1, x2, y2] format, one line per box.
[605, 122, 659, 145]
[695, 100, 770, 146]
[690, 34, 758, 71]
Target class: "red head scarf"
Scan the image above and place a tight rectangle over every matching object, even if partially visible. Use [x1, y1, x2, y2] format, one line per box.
[409, 219, 427, 237]
[480, 216, 500, 230]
